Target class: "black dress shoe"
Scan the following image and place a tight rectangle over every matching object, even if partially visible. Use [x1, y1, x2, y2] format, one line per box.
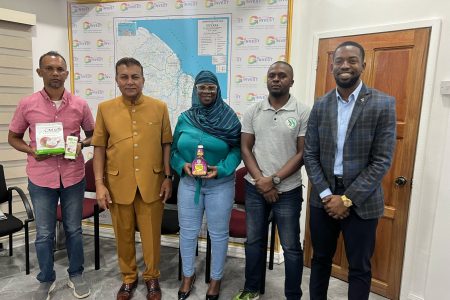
[205, 294, 219, 300]
[177, 274, 196, 300]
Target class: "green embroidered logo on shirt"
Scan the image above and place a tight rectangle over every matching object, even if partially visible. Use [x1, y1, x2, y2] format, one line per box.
[286, 117, 297, 129]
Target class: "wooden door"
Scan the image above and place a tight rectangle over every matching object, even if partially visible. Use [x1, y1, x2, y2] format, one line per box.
[303, 28, 431, 299]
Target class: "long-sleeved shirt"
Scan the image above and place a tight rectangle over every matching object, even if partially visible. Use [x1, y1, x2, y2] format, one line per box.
[320, 81, 362, 199]
[171, 114, 241, 179]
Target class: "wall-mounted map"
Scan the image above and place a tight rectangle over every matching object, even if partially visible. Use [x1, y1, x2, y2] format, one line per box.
[115, 16, 230, 126]
[69, 0, 291, 127]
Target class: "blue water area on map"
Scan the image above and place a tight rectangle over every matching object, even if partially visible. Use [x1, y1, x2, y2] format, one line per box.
[135, 17, 229, 98]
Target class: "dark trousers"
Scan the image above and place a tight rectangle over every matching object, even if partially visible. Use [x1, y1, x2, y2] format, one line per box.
[309, 185, 378, 300]
[244, 182, 303, 300]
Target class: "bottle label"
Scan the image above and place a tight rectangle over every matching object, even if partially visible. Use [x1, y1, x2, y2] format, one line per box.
[192, 158, 207, 176]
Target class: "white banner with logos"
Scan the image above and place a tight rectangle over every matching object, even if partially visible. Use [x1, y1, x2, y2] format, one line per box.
[70, 0, 289, 260]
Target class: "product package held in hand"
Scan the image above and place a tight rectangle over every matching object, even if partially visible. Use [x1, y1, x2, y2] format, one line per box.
[35, 122, 65, 155]
[64, 135, 78, 160]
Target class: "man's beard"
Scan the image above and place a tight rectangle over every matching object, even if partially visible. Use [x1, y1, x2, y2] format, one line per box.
[335, 74, 360, 89]
[269, 88, 287, 98]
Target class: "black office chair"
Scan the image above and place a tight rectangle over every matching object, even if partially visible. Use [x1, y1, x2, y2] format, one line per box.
[56, 159, 103, 270]
[133, 172, 195, 281]
[205, 167, 275, 294]
[160, 172, 182, 280]
[0, 164, 34, 274]
[205, 167, 276, 294]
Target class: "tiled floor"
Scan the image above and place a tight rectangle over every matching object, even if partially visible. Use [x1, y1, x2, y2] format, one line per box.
[0, 235, 387, 299]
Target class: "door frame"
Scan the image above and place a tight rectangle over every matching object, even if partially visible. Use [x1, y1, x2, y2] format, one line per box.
[302, 19, 441, 299]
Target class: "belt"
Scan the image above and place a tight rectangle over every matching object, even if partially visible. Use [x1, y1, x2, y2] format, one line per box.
[334, 175, 344, 188]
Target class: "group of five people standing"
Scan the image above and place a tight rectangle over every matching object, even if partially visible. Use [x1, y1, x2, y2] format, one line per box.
[8, 40, 396, 300]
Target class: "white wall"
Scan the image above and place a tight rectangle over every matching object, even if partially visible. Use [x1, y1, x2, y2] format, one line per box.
[0, 0, 70, 91]
[290, 1, 450, 299]
[0, 0, 448, 299]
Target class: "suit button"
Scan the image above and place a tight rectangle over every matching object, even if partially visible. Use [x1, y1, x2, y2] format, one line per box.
[133, 132, 137, 136]
[134, 156, 139, 159]
[132, 109, 136, 113]
[134, 144, 138, 147]
[132, 121, 136, 124]
[136, 168, 140, 172]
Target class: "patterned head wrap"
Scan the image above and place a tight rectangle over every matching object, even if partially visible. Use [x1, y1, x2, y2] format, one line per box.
[183, 70, 241, 146]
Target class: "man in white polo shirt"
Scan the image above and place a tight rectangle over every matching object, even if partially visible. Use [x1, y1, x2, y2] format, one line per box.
[233, 61, 310, 300]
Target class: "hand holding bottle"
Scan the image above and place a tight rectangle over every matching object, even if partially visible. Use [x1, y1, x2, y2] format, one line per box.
[183, 162, 193, 177]
[201, 165, 218, 179]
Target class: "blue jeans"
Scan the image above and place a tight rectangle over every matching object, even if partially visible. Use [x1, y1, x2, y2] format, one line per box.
[177, 174, 234, 280]
[28, 178, 85, 282]
[244, 181, 303, 300]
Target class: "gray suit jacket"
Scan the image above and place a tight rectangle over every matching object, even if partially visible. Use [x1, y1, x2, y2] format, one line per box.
[304, 84, 396, 219]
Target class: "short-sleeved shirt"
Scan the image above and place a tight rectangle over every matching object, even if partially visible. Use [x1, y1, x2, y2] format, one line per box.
[9, 89, 95, 188]
[241, 95, 310, 192]
[91, 94, 173, 204]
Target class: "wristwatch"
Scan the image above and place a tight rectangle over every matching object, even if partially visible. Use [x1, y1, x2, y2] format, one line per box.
[272, 175, 281, 185]
[78, 141, 85, 149]
[164, 174, 174, 180]
[341, 195, 353, 207]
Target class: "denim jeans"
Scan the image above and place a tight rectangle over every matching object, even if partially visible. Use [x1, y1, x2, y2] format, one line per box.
[28, 178, 85, 282]
[244, 181, 303, 300]
[177, 174, 234, 280]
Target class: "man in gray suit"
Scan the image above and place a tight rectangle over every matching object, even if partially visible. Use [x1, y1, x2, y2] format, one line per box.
[304, 41, 396, 300]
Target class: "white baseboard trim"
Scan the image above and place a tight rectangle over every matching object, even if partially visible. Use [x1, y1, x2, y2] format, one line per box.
[0, 222, 285, 265]
[407, 293, 424, 300]
[0, 230, 30, 248]
[82, 222, 285, 264]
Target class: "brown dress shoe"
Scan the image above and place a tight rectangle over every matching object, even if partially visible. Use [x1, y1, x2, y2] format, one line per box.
[145, 279, 162, 300]
[116, 280, 138, 300]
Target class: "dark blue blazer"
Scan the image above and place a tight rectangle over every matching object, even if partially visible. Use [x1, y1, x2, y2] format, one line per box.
[304, 84, 396, 219]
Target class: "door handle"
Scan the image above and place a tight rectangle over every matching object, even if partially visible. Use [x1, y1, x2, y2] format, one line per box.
[394, 176, 408, 187]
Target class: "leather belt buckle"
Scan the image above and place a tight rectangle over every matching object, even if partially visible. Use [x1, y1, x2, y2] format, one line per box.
[334, 175, 344, 188]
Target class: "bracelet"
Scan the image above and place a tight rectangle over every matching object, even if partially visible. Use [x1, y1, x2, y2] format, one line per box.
[95, 178, 104, 182]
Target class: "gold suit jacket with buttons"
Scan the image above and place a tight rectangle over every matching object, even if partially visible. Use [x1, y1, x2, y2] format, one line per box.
[91, 95, 173, 204]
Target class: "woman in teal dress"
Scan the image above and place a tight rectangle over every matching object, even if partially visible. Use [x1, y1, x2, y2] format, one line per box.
[171, 70, 241, 300]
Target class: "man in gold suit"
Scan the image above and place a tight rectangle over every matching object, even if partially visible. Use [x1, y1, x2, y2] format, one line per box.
[92, 57, 173, 300]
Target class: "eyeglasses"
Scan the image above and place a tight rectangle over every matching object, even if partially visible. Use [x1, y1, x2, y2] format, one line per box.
[196, 84, 217, 93]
